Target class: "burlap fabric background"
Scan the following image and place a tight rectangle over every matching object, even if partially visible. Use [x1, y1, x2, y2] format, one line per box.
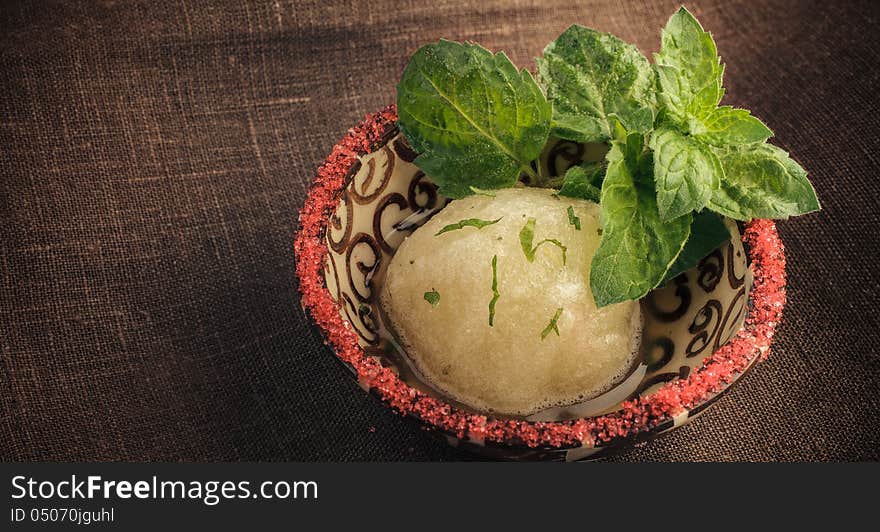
[2, 0, 878, 461]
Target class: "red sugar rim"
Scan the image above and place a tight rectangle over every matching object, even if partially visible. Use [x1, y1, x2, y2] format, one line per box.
[294, 105, 787, 450]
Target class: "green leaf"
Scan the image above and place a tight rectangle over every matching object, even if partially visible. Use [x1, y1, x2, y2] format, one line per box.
[435, 217, 502, 236]
[537, 25, 656, 143]
[709, 144, 821, 220]
[558, 163, 603, 202]
[540, 308, 563, 340]
[519, 217, 567, 265]
[489, 255, 500, 326]
[651, 126, 722, 220]
[693, 106, 773, 146]
[397, 40, 551, 198]
[590, 135, 692, 307]
[659, 211, 731, 286]
[567, 205, 581, 230]
[654, 7, 723, 125]
[423, 289, 441, 307]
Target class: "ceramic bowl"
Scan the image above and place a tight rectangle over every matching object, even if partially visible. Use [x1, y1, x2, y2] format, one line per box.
[295, 107, 786, 460]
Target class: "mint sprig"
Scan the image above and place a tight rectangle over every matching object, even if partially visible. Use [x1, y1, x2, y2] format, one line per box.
[396, 6, 820, 308]
[652, 8, 787, 222]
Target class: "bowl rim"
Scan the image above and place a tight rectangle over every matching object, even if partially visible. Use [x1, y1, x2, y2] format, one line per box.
[294, 105, 787, 451]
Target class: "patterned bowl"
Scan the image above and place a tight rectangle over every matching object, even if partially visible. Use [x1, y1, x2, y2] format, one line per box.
[295, 106, 787, 460]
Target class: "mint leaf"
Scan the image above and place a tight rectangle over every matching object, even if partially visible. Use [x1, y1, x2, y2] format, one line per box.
[692, 106, 773, 146]
[558, 163, 603, 202]
[489, 255, 500, 326]
[591, 135, 692, 307]
[435, 217, 502, 236]
[659, 211, 730, 286]
[567, 206, 581, 230]
[397, 40, 551, 198]
[537, 25, 655, 143]
[540, 308, 563, 340]
[519, 217, 567, 265]
[654, 7, 723, 125]
[651, 126, 722, 220]
[709, 144, 821, 220]
[423, 289, 441, 307]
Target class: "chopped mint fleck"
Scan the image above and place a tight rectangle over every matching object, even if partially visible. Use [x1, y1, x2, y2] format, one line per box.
[489, 255, 500, 326]
[423, 289, 440, 307]
[567, 206, 581, 230]
[541, 308, 563, 340]
[435, 217, 502, 236]
[519, 217, 567, 265]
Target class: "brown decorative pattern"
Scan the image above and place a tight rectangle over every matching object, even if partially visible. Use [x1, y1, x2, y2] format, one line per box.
[373, 193, 410, 254]
[323, 133, 448, 349]
[393, 136, 418, 162]
[638, 217, 753, 397]
[345, 232, 382, 302]
[644, 276, 692, 322]
[715, 287, 748, 351]
[727, 241, 747, 289]
[685, 300, 723, 358]
[351, 146, 396, 204]
[697, 249, 724, 292]
[327, 190, 353, 253]
[643, 337, 674, 372]
[545, 140, 585, 177]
